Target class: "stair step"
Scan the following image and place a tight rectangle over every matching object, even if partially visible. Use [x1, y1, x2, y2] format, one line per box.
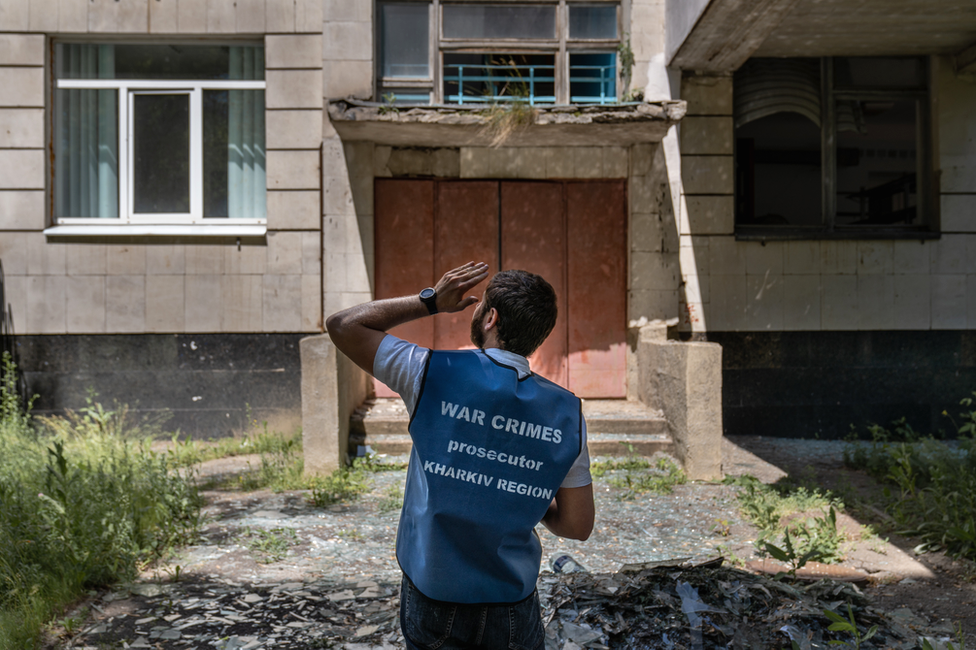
[351, 398, 671, 457]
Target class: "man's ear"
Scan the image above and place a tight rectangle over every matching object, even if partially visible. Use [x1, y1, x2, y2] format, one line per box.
[484, 307, 499, 331]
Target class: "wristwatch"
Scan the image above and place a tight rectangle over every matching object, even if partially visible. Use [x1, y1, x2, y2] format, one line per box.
[419, 287, 438, 315]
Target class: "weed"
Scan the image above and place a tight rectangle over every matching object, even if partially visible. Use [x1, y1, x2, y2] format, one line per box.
[727, 475, 846, 564]
[377, 484, 404, 514]
[308, 459, 373, 507]
[591, 444, 652, 477]
[243, 527, 298, 564]
[609, 457, 687, 499]
[379, 92, 399, 115]
[823, 603, 878, 649]
[617, 34, 635, 82]
[764, 529, 818, 581]
[337, 529, 364, 542]
[478, 57, 537, 147]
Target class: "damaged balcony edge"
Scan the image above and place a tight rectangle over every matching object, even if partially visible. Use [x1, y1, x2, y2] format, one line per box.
[327, 97, 688, 147]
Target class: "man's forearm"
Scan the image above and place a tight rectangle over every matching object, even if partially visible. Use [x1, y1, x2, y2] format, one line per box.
[325, 261, 489, 375]
[325, 296, 427, 375]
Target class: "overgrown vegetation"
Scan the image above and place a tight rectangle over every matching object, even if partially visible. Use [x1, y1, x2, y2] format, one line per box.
[0, 354, 201, 649]
[728, 474, 846, 567]
[844, 392, 976, 561]
[478, 57, 537, 147]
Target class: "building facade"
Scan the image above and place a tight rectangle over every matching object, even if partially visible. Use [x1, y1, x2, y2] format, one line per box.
[1, 0, 974, 439]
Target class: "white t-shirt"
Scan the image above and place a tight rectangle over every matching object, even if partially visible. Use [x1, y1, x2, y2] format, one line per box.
[374, 334, 592, 489]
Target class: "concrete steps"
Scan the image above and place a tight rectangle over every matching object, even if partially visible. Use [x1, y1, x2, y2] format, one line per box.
[349, 397, 671, 457]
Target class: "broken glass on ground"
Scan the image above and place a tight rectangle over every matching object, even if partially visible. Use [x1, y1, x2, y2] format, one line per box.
[539, 558, 955, 650]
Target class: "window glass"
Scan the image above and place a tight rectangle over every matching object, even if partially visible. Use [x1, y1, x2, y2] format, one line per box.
[835, 99, 918, 227]
[56, 43, 116, 80]
[734, 58, 822, 227]
[834, 57, 925, 90]
[736, 112, 823, 227]
[569, 5, 617, 39]
[442, 4, 556, 39]
[443, 53, 555, 103]
[204, 89, 266, 219]
[133, 93, 190, 214]
[569, 52, 616, 103]
[380, 3, 430, 78]
[377, 88, 433, 104]
[56, 43, 264, 80]
[54, 88, 118, 218]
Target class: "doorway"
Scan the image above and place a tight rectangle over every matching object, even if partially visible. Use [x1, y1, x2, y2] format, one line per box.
[373, 178, 627, 398]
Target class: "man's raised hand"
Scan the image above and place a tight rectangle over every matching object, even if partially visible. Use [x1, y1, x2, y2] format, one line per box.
[434, 262, 490, 314]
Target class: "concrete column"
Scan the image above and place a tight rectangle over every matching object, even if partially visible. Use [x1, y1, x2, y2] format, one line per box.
[300, 334, 373, 475]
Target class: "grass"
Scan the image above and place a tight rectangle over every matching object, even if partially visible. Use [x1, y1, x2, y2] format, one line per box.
[243, 527, 299, 564]
[592, 448, 688, 499]
[844, 392, 976, 561]
[165, 420, 299, 468]
[0, 353, 201, 649]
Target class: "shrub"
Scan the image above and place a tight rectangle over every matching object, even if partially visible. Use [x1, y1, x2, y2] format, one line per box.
[844, 392, 976, 561]
[0, 353, 201, 648]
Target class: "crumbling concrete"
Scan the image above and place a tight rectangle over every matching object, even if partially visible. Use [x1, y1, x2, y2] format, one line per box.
[327, 98, 687, 148]
[300, 334, 373, 475]
[637, 323, 723, 480]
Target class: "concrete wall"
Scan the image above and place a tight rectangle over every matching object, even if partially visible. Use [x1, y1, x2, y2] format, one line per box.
[0, 0, 324, 338]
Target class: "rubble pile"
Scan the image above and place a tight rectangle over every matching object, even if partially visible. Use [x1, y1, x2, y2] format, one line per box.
[539, 559, 937, 650]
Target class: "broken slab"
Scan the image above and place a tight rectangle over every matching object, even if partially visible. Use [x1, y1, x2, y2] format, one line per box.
[327, 98, 687, 147]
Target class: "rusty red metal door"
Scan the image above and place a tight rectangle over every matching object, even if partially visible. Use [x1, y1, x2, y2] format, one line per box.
[566, 181, 628, 397]
[373, 178, 626, 398]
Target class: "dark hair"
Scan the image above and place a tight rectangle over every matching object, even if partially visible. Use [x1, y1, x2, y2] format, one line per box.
[484, 270, 557, 357]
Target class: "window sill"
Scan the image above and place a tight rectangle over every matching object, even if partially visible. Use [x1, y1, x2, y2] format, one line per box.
[734, 228, 940, 242]
[44, 224, 268, 239]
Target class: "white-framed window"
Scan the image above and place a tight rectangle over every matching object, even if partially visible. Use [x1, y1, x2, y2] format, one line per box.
[376, 1, 622, 106]
[53, 43, 266, 228]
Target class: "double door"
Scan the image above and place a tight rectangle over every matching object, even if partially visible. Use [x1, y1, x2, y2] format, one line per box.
[374, 179, 627, 398]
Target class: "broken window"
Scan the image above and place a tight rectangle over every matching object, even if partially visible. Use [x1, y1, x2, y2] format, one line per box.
[376, 1, 620, 105]
[54, 43, 266, 225]
[733, 56, 933, 237]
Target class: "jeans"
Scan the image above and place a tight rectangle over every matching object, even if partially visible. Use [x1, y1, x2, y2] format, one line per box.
[400, 575, 545, 650]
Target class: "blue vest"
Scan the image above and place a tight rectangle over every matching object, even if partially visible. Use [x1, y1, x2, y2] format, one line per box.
[397, 349, 582, 604]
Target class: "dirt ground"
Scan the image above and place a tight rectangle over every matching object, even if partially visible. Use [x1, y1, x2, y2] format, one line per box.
[49, 436, 976, 649]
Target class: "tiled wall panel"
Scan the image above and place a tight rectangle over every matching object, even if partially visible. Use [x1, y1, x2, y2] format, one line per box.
[1, 5, 323, 336]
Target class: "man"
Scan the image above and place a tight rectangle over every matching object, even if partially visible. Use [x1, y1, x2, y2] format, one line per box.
[326, 261, 594, 650]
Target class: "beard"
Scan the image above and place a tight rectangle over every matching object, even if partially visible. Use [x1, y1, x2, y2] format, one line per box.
[470, 303, 486, 349]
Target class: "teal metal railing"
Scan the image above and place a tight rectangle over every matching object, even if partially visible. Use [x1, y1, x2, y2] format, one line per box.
[444, 61, 556, 105]
[443, 60, 617, 105]
[569, 62, 616, 105]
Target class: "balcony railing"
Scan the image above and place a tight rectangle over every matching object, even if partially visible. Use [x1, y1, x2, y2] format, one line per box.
[444, 61, 556, 105]
[443, 59, 617, 105]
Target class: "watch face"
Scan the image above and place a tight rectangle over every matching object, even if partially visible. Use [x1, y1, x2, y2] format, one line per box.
[420, 288, 435, 300]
